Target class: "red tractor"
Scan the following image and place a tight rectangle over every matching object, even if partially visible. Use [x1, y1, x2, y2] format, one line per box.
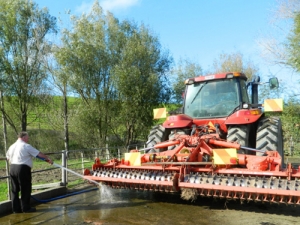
[146, 72, 282, 159]
[84, 72, 300, 205]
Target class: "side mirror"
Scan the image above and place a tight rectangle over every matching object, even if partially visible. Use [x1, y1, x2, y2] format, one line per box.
[269, 77, 279, 89]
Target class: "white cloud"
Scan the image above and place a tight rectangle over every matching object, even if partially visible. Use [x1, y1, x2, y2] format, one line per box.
[75, 0, 140, 15]
[100, 0, 140, 12]
[75, 1, 94, 14]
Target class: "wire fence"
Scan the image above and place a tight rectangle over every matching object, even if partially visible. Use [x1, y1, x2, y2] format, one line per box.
[285, 137, 300, 156]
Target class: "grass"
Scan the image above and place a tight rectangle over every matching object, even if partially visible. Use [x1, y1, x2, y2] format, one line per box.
[0, 181, 9, 201]
[67, 179, 88, 188]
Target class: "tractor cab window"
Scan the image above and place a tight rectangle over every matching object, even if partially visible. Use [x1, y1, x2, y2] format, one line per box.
[240, 80, 250, 103]
[184, 79, 240, 118]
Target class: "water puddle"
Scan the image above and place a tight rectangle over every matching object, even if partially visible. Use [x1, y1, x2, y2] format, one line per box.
[0, 185, 299, 225]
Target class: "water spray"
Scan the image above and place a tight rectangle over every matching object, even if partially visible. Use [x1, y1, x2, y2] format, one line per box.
[36, 156, 101, 187]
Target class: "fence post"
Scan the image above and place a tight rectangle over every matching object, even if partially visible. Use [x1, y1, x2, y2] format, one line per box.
[105, 137, 110, 161]
[5, 159, 11, 200]
[81, 152, 84, 174]
[61, 150, 67, 186]
[290, 136, 294, 156]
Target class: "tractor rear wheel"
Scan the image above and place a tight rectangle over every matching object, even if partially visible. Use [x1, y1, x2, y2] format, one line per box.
[227, 125, 251, 154]
[145, 125, 170, 152]
[255, 116, 284, 160]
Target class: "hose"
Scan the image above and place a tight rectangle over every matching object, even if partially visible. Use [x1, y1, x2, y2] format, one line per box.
[31, 187, 98, 203]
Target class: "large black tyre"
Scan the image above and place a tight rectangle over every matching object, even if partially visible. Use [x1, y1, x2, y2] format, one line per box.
[255, 116, 284, 161]
[227, 125, 251, 154]
[145, 125, 170, 152]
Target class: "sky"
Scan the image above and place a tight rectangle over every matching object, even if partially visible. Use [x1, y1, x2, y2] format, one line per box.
[35, 0, 298, 93]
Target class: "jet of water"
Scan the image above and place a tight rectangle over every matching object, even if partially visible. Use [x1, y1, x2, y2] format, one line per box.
[36, 156, 101, 187]
[99, 183, 115, 202]
[52, 162, 118, 203]
[52, 162, 101, 187]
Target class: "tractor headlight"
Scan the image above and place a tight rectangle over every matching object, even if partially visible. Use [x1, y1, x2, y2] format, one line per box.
[242, 103, 249, 109]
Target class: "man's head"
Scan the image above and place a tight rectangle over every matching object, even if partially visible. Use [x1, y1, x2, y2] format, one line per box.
[18, 131, 29, 143]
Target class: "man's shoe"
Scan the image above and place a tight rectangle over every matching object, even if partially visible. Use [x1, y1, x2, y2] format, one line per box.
[23, 207, 36, 213]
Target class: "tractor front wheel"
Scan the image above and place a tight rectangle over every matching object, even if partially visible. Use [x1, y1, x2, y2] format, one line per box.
[145, 125, 170, 152]
[227, 125, 251, 154]
[255, 116, 284, 161]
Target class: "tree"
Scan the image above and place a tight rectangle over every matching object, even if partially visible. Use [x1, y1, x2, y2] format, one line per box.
[171, 59, 202, 104]
[0, 0, 57, 132]
[112, 21, 173, 146]
[210, 52, 259, 80]
[287, 13, 300, 72]
[55, 2, 173, 147]
[54, 3, 120, 147]
[257, 0, 300, 98]
[44, 58, 71, 152]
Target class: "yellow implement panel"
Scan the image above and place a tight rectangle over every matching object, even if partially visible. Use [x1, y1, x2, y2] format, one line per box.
[213, 148, 237, 165]
[264, 99, 283, 112]
[153, 108, 167, 119]
[125, 152, 141, 166]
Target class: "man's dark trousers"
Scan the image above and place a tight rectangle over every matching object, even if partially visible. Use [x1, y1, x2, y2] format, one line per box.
[10, 164, 32, 212]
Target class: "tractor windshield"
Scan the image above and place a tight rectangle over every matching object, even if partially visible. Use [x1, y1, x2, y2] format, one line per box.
[184, 79, 244, 118]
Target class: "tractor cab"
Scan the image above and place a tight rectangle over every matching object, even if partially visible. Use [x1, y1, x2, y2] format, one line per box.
[184, 73, 249, 118]
[183, 72, 278, 119]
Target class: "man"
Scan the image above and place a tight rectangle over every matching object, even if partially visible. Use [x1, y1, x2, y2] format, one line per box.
[6, 131, 53, 213]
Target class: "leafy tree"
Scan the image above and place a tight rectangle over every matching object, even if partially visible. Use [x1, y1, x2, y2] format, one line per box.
[112, 21, 173, 146]
[279, 99, 300, 154]
[0, 0, 57, 132]
[171, 59, 202, 104]
[55, 2, 173, 147]
[54, 3, 120, 147]
[287, 12, 300, 73]
[210, 52, 259, 80]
